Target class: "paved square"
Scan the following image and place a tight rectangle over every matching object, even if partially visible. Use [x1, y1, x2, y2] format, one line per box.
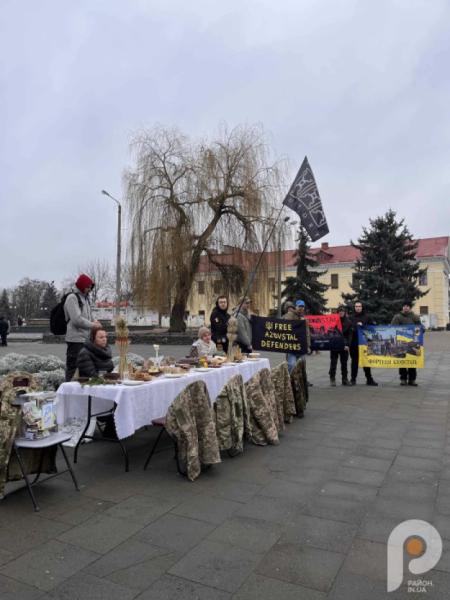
[1, 333, 449, 598]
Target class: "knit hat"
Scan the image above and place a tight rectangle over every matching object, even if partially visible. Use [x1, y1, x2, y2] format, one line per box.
[75, 274, 94, 292]
[295, 300, 305, 307]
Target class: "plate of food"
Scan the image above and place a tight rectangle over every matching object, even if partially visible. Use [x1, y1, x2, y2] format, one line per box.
[195, 367, 211, 372]
[164, 373, 186, 378]
[248, 352, 261, 358]
[122, 379, 146, 386]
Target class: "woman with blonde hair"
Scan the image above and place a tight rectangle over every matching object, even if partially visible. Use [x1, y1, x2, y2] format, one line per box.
[190, 326, 217, 357]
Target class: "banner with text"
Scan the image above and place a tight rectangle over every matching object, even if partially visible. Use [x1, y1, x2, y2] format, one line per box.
[251, 316, 308, 354]
[358, 324, 424, 368]
[306, 314, 345, 351]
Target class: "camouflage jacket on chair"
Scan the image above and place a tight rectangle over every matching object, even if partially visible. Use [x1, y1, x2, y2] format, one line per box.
[271, 362, 296, 424]
[244, 371, 279, 446]
[0, 371, 57, 498]
[258, 368, 284, 434]
[290, 360, 308, 417]
[165, 380, 221, 481]
[214, 374, 250, 454]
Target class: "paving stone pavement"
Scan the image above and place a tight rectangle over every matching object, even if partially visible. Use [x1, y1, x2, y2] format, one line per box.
[1, 333, 450, 599]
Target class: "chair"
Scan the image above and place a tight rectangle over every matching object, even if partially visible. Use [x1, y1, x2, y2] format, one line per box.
[244, 371, 279, 446]
[143, 417, 178, 471]
[13, 432, 79, 511]
[145, 381, 221, 481]
[271, 362, 297, 424]
[213, 374, 250, 456]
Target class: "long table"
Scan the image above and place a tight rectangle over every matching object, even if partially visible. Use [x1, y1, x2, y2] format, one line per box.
[56, 358, 270, 441]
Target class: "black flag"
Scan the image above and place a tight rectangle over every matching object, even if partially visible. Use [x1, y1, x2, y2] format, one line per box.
[283, 156, 329, 241]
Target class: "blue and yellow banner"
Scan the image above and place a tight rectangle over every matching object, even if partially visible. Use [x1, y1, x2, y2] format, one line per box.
[358, 325, 424, 369]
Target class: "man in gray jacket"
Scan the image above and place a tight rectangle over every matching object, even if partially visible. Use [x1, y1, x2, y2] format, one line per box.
[64, 273, 101, 380]
[391, 301, 422, 386]
[234, 297, 253, 353]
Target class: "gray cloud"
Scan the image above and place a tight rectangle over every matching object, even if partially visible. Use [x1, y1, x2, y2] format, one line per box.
[1, 0, 449, 288]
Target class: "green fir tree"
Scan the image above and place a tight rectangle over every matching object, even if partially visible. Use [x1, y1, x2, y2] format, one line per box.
[342, 210, 428, 322]
[282, 226, 329, 314]
[41, 281, 59, 317]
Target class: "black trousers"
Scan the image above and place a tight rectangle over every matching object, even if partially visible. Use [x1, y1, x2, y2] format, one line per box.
[350, 344, 373, 382]
[66, 342, 84, 381]
[1, 333, 7, 346]
[329, 350, 349, 380]
[399, 368, 417, 382]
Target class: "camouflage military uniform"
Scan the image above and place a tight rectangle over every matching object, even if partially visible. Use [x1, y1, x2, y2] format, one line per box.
[0, 372, 57, 499]
[244, 371, 279, 446]
[165, 380, 221, 481]
[271, 362, 297, 424]
[258, 368, 284, 434]
[290, 359, 308, 417]
[214, 374, 250, 455]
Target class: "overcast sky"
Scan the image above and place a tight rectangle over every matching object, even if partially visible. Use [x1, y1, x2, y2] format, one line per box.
[1, 0, 450, 289]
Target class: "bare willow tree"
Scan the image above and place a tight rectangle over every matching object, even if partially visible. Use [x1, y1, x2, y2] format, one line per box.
[126, 124, 284, 331]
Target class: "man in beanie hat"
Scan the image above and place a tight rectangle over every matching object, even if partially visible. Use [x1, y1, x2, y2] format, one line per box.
[64, 274, 101, 381]
[391, 300, 421, 386]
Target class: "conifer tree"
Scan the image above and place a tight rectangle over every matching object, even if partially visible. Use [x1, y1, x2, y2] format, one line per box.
[41, 282, 59, 316]
[282, 226, 329, 313]
[342, 210, 427, 322]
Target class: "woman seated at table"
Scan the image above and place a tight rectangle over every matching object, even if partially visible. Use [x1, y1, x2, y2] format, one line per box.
[189, 326, 217, 358]
[76, 328, 114, 377]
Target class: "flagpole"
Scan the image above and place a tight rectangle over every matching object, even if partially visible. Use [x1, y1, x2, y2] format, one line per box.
[235, 205, 286, 317]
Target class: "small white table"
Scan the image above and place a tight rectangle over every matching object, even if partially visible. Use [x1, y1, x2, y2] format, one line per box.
[56, 359, 270, 469]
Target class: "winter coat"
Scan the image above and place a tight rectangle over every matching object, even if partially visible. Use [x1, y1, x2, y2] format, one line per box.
[76, 342, 114, 377]
[282, 307, 311, 350]
[0, 318, 8, 336]
[235, 309, 252, 350]
[340, 315, 352, 346]
[391, 311, 421, 325]
[210, 305, 230, 345]
[349, 310, 374, 347]
[190, 338, 217, 357]
[64, 289, 94, 343]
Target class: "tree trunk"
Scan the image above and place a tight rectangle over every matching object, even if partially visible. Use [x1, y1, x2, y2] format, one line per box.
[169, 296, 187, 332]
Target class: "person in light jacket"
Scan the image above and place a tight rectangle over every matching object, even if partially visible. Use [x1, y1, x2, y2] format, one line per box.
[234, 297, 253, 353]
[64, 273, 101, 381]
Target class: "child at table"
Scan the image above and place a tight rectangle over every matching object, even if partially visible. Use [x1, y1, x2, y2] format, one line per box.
[189, 327, 217, 358]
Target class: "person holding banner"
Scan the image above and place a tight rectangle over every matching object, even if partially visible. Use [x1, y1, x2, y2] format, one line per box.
[283, 300, 311, 373]
[329, 305, 351, 386]
[349, 301, 378, 386]
[391, 301, 421, 386]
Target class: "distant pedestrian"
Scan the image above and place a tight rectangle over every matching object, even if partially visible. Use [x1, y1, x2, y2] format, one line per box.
[17, 316, 23, 327]
[0, 316, 9, 346]
[210, 296, 230, 353]
[64, 274, 102, 381]
[349, 301, 378, 386]
[329, 305, 351, 386]
[391, 301, 421, 386]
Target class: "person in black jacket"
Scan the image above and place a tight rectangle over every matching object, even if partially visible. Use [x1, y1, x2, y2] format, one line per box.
[0, 316, 9, 346]
[349, 301, 378, 386]
[209, 296, 230, 353]
[329, 305, 351, 386]
[76, 328, 114, 377]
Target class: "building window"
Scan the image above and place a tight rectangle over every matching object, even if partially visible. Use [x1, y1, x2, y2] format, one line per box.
[198, 310, 205, 317]
[213, 279, 223, 295]
[419, 272, 428, 286]
[198, 280, 205, 295]
[331, 274, 339, 289]
[420, 306, 428, 315]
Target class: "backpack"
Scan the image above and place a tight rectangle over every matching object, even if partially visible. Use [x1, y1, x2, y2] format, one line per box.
[49, 293, 83, 335]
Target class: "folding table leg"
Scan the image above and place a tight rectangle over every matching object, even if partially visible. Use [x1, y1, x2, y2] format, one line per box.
[59, 444, 80, 491]
[143, 427, 165, 470]
[74, 395, 93, 464]
[13, 446, 40, 512]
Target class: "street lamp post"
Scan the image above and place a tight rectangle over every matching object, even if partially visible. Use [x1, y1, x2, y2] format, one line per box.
[101, 190, 122, 317]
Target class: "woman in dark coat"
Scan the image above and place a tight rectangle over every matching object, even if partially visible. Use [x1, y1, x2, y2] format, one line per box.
[76, 328, 114, 377]
[209, 296, 230, 353]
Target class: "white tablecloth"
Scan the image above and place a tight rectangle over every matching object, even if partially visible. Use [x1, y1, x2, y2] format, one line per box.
[56, 359, 270, 439]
